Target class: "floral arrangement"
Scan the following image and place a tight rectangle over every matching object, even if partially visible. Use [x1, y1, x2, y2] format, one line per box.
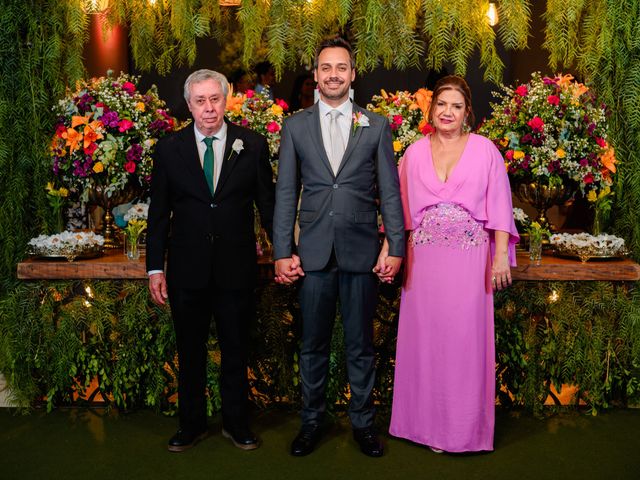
[225, 88, 288, 175]
[122, 202, 148, 260]
[367, 88, 433, 162]
[550, 232, 626, 261]
[478, 72, 616, 199]
[527, 221, 550, 244]
[512, 207, 530, 230]
[45, 182, 69, 233]
[50, 71, 175, 201]
[28, 231, 104, 261]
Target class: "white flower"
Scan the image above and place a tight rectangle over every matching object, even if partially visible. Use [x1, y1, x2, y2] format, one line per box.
[123, 202, 149, 222]
[232, 139, 244, 154]
[513, 207, 529, 223]
[359, 114, 370, 127]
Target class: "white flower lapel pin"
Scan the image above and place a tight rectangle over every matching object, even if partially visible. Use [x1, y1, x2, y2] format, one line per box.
[228, 138, 244, 160]
[352, 111, 370, 136]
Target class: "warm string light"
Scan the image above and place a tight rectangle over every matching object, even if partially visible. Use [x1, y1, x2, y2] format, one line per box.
[548, 289, 560, 303]
[84, 0, 109, 13]
[487, 2, 498, 26]
[84, 285, 94, 308]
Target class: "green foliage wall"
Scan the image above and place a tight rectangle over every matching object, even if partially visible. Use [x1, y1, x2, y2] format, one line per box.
[0, 0, 86, 293]
[1, 280, 639, 415]
[104, 0, 530, 81]
[544, 0, 640, 258]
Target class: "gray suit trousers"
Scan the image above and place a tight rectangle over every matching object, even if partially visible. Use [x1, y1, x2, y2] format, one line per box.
[298, 256, 378, 429]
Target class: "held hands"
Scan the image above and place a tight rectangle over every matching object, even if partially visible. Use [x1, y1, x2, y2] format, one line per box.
[491, 253, 512, 291]
[149, 272, 169, 305]
[274, 254, 305, 285]
[374, 242, 402, 283]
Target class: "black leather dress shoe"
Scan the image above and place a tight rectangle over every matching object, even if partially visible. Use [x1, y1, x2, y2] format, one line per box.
[222, 426, 260, 450]
[167, 428, 208, 453]
[290, 424, 322, 456]
[353, 427, 384, 457]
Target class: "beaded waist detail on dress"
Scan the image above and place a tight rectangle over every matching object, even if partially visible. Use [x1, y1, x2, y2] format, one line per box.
[409, 203, 489, 249]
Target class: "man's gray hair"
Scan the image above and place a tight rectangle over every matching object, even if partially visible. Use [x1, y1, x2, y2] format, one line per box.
[184, 69, 229, 102]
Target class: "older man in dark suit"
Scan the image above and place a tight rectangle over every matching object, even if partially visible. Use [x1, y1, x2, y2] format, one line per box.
[273, 37, 405, 457]
[146, 69, 274, 452]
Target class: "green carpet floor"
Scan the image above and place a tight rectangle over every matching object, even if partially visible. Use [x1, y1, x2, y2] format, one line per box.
[1, 408, 639, 479]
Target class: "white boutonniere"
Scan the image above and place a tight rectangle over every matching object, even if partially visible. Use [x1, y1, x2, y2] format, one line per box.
[352, 111, 370, 136]
[228, 138, 244, 160]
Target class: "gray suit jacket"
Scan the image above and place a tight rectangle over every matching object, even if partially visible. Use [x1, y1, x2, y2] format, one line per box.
[273, 102, 405, 272]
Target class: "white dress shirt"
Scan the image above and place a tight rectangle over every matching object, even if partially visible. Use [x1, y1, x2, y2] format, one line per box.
[318, 99, 352, 170]
[194, 122, 227, 191]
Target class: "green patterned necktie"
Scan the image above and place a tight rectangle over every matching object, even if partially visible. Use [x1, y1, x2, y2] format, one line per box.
[203, 136, 215, 195]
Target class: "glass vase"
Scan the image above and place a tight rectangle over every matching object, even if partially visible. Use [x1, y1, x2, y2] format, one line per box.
[529, 235, 542, 265]
[124, 232, 140, 261]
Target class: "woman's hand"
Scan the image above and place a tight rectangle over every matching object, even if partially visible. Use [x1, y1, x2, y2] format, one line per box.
[491, 252, 512, 291]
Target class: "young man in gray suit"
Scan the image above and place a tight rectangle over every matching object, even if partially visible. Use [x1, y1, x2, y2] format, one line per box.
[273, 37, 405, 457]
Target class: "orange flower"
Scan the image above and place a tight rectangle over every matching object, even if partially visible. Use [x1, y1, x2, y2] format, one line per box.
[71, 115, 90, 128]
[83, 121, 104, 149]
[63, 128, 83, 153]
[600, 147, 616, 173]
[225, 93, 245, 114]
[414, 88, 432, 115]
[556, 74, 575, 88]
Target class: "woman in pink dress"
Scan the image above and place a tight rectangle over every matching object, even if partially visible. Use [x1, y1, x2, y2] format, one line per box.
[379, 76, 519, 453]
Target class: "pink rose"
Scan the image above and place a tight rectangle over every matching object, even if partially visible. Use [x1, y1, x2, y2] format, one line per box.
[241, 118, 249, 126]
[583, 173, 594, 184]
[118, 119, 134, 132]
[276, 99, 289, 111]
[547, 95, 560, 106]
[515, 85, 528, 97]
[505, 150, 514, 161]
[527, 116, 544, 132]
[124, 161, 136, 173]
[595, 137, 607, 148]
[266, 121, 280, 133]
[122, 82, 136, 95]
[246, 89, 255, 98]
[392, 115, 403, 126]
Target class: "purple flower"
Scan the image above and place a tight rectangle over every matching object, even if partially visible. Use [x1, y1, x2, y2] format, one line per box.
[76, 94, 95, 114]
[100, 110, 120, 128]
[521, 133, 532, 144]
[126, 144, 143, 163]
[580, 158, 588, 167]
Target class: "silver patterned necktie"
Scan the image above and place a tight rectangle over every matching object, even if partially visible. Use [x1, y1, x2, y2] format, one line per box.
[328, 109, 345, 174]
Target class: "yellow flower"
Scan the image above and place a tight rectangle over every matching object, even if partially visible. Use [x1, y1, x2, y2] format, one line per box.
[598, 186, 611, 200]
[499, 137, 509, 147]
[45, 182, 54, 192]
[271, 104, 283, 115]
[587, 190, 597, 202]
[513, 150, 525, 160]
[59, 187, 69, 197]
[92, 162, 104, 173]
[136, 102, 146, 111]
[556, 148, 566, 158]
[393, 140, 403, 153]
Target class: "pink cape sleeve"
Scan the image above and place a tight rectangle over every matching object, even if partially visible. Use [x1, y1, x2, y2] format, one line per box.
[485, 143, 520, 267]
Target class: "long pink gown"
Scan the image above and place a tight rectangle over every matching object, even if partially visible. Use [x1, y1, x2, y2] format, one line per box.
[389, 133, 519, 452]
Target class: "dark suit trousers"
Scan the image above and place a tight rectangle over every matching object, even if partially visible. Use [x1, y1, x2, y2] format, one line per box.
[168, 282, 253, 433]
[298, 256, 378, 429]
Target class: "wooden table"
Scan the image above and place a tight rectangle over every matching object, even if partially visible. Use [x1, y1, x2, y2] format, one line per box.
[512, 251, 640, 281]
[17, 249, 640, 281]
